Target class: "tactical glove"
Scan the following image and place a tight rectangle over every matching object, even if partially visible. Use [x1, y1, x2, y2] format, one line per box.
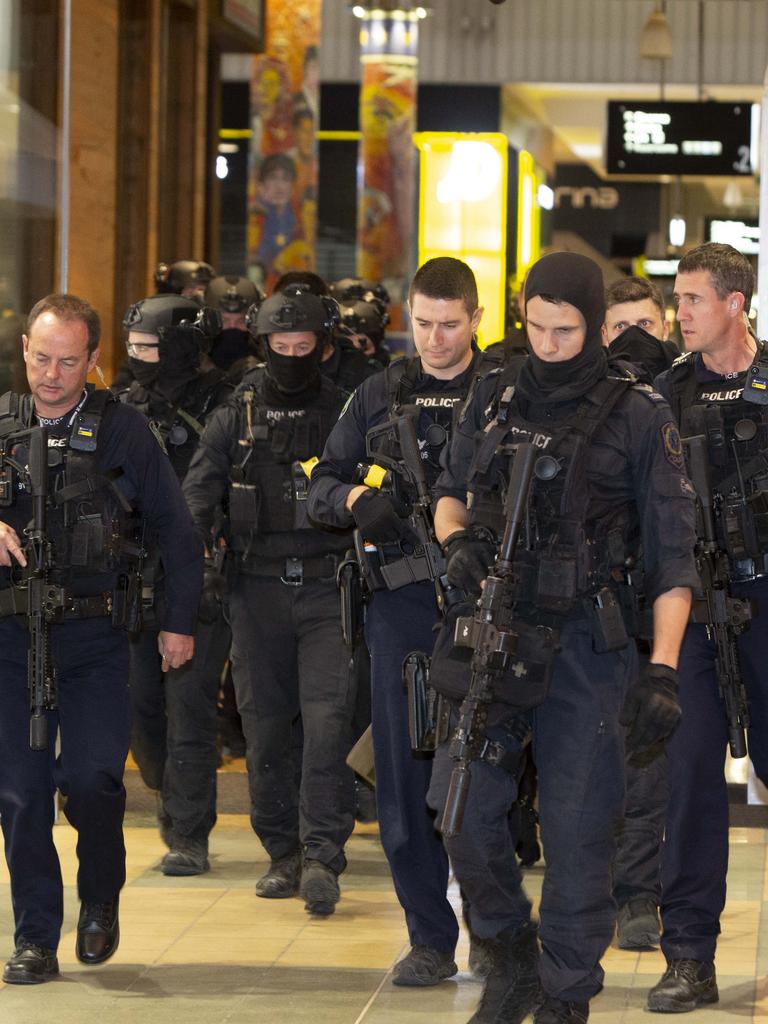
[620, 663, 681, 757]
[351, 489, 411, 544]
[442, 528, 497, 595]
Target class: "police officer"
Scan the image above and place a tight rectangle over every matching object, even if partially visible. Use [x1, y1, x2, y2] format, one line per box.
[121, 295, 233, 877]
[204, 275, 264, 375]
[0, 294, 201, 984]
[155, 259, 216, 301]
[330, 277, 392, 367]
[647, 243, 768, 1013]
[601, 277, 679, 950]
[183, 285, 356, 916]
[308, 257, 501, 985]
[429, 252, 698, 1024]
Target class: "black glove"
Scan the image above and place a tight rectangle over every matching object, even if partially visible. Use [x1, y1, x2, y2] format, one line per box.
[351, 489, 411, 544]
[198, 557, 226, 624]
[619, 663, 681, 756]
[443, 528, 497, 594]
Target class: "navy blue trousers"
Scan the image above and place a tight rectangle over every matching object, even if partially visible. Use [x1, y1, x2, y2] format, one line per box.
[660, 577, 768, 963]
[128, 613, 230, 843]
[0, 616, 130, 950]
[365, 583, 459, 955]
[428, 619, 635, 1002]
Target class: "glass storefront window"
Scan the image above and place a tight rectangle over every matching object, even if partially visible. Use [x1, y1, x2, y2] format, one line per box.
[0, 0, 59, 392]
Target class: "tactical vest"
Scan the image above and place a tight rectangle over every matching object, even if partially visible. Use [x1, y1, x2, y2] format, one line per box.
[0, 387, 143, 595]
[667, 351, 768, 579]
[466, 368, 640, 626]
[122, 368, 227, 480]
[227, 368, 347, 559]
[357, 351, 503, 591]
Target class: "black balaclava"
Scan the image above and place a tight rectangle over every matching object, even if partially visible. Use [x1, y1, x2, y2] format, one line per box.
[156, 326, 201, 401]
[211, 328, 251, 370]
[608, 324, 677, 382]
[516, 251, 607, 405]
[263, 334, 323, 404]
[128, 357, 160, 389]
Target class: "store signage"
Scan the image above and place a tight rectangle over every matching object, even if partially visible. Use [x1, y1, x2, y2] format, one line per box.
[706, 217, 759, 255]
[554, 186, 619, 210]
[606, 101, 756, 176]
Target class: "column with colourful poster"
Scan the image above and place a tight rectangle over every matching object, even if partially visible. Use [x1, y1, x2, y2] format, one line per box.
[356, 9, 419, 288]
[247, 0, 321, 291]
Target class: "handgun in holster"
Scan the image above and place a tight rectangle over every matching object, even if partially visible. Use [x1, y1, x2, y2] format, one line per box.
[402, 651, 448, 753]
[336, 548, 366, 648]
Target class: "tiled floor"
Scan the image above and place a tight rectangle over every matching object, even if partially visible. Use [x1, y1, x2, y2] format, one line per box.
[0, 815, 766, 1023]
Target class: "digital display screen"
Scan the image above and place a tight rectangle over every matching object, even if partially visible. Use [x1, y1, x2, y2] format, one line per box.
[606, 101, 757, 176]
[706, 217, 759, 255]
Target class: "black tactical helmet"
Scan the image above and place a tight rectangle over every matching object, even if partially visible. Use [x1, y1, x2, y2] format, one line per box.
[155, 260, 216, 295]
[247, 285, 340, 341]
[204, 275, 264, 314]
[330, 277, 390, 325]
[338, 299, 387, 344]
[123, 295, 222, 353]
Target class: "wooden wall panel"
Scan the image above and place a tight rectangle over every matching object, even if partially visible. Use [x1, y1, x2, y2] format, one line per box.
[66, 0, 120, 372]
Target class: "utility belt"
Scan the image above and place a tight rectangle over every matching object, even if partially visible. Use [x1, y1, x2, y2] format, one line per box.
[236, 552, 340, 585]
[402, 651, 531, 771]
[352, 533, 445, 592]
[0, 570, 143, 631]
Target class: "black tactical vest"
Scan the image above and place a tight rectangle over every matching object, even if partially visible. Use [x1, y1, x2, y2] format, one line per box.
[466, 367, 639, 621]
[122, 368, 227, 480]
[667, 351, 768, 579]
[227, 368, 348, 559]
[0, 387, 142, 593]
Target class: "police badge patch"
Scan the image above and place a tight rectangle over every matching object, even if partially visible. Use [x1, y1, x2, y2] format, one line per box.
[662, 422, 684, 469]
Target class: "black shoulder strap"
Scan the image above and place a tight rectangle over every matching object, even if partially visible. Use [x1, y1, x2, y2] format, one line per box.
[665, 355, 697, 425]
[385, 357, 420, 415]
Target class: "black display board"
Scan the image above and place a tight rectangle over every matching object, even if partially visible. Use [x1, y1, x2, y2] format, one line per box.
[606, 101, 754, 176]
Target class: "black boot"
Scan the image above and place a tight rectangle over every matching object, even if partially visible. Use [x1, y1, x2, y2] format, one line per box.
[647, 959, 718, 1013]
[468, 923, 541, 1024]
[255, 851, 302, 898]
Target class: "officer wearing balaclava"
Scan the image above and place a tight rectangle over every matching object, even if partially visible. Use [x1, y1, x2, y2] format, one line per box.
[181, 285, 358, 918]
[120, 294, 233, 879]
[427, 251, 699, 1024]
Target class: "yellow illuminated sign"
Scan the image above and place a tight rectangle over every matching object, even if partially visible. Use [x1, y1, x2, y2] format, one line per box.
[516, 149, 541, 288]
[414, 132, 509, 348]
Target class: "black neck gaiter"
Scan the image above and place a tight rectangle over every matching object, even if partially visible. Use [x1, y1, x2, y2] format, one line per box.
[264, 347, 322, 404]
[515, 252, 608, 406]
[129, 358, 160, 389]
[211, 328, 251, 370]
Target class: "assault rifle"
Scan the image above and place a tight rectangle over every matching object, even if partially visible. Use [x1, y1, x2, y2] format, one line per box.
[0, 427, 64, 749]
[440, 441, 541, 838]
[685, 434, 752, 758]
[360, 404, 449, 601]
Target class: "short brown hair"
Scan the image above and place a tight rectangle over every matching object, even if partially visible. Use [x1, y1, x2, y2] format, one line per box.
[409, 257, 478, 315]
[27, 294, 101, 355]
[677, 243, 754, 309]
[605, 277, 665, 319]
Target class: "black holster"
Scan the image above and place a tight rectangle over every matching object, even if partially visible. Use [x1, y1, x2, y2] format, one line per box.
[402, 651, 449, 753]
[337, 549, 366, 648]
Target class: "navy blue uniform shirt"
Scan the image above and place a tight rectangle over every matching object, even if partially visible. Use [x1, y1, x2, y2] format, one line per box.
[434, 369, 700, 605]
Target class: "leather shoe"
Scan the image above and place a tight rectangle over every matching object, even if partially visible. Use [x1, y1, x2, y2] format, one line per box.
[647, 959, 718, 1013]
[255, 851, 302, 898]
[76, 896, 120, 965]
[3, 942, 59, 984]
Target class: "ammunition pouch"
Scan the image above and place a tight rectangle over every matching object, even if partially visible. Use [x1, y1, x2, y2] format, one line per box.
[402, 651, 450, 753]
[429, 599, 559, 712]
[587, 586, 630, 653]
